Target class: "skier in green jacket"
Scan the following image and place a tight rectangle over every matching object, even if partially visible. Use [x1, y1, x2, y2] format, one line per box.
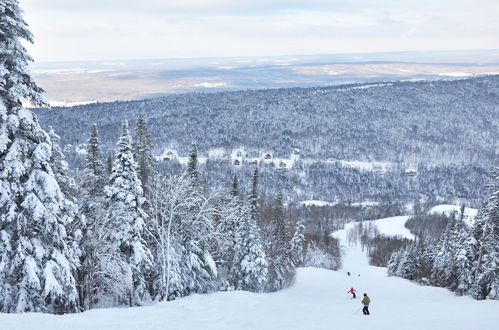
[362, 293, 370, 315]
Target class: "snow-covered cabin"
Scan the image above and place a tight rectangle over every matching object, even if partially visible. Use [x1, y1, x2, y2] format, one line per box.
[264, 153, 272, 160]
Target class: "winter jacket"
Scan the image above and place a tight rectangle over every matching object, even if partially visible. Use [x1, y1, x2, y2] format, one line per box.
[348, 288, 356, 294]
[362, 296, 370, 306]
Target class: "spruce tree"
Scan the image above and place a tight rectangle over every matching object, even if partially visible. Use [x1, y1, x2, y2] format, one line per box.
[387, 250, 403, 276]
[471, 172, 499, 299]
[231, 203, 268, 292]
[265, 193, 295, 291]
[431, 212, 458, 287]
[0, 0, 79, 313]
[84, 124, 104, 177]
[187, 141, 199, 184]
[78, 124, 107, 309]
[105, 121, 153, 305]
[230, 174, 239, 198]
[290, 219, 306, 266]
[249, 167, 259, 221]
[133, 117, 155, 193]
[396, 244, 418, 280]
[48, 129, 85, 301]
[217, 179, 243, 289]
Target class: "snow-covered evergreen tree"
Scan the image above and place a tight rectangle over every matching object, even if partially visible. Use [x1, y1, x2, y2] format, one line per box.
[0, 0, 45, 109]
[290, 219, 306, 266]
[48, 129, 85, 307]
[105, 121, 153, 305]
[77, 124, 108, 309]
[217, 192, 241, 289]
[396, 244, 418, 280]
[84, 124, 104, 177]
[387, 250, 403, 276]
[230, 203, 268, 292]
[431, 212, 458, 287]
[471, 172, 499, 299]
[187, 141, 199, 184]
[0, 0, 79, 314]
[230, 174, 239, 198]
[133, 117, 155, 193]
[249, 167, 259, 221]
[265, 194, 295, 291]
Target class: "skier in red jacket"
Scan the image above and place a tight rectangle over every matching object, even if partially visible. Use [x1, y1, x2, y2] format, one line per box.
[348, 287, 356, 299]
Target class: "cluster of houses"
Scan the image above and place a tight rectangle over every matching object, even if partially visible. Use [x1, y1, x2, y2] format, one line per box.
[156, 148, 300, 170]
[156, 147, 417, 176]
[231, 149, 300, 169]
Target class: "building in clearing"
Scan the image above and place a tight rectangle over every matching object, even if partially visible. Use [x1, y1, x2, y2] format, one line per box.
[264, 153, 272, 160]
[233, 159, 241, 166]
[405, 169, 417, 176]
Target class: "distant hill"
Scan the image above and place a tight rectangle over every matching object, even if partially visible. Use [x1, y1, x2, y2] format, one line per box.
[35, 75, 499, 166]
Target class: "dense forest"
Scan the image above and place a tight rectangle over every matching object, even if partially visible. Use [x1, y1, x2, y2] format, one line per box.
[35, 76, 499, 166]
[34, 76, 499, 206]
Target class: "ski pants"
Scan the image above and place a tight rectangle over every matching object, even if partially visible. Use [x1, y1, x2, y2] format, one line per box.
[362, 305, 370, 315]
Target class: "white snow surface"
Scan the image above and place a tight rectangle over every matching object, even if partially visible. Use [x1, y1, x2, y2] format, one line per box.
[429, 204, 478, 225]
[360, 215, 415, 239]
[1, 216, 497, 329]
[340, 160, 395, 171]
[299, 200, 334, 207]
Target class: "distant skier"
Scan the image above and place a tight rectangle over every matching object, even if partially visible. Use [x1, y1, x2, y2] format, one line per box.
[362, 293, 370, 315]
[347, 287, 356, 299]
[347, 272, 351, 276]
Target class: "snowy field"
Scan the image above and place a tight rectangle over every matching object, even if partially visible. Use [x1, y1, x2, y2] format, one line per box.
[360, 215, 415, 239]
[429, 204, 478, 225]
[1, 216, 497, 330]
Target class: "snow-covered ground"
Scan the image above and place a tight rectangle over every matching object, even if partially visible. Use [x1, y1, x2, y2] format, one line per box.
[429, 204, 478, 225]
[299, 200, 334, 207]
[299, 200, 380, 208]
[339, 160, 396, 172]
[2, 216, 497, 330]
[357, 215, 415, 239]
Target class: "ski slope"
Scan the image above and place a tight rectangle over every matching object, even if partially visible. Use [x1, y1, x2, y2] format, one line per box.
[1, 217, 497, 330]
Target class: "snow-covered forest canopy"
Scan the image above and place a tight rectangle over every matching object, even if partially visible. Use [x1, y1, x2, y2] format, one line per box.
[33, 76, 499, 206]
[35, 76, 499, 166]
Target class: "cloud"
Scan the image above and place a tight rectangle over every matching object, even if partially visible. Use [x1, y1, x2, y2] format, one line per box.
[20, 0, 499, 62]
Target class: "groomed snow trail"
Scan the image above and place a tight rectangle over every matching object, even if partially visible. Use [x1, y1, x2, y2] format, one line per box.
[1, 216, 497, 330]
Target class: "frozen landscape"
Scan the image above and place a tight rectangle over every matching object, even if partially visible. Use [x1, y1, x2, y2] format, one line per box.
[1, 1, 498, 329]
[2, 214, 497, 330]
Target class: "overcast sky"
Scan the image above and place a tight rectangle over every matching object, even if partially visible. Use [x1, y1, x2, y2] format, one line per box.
[21, 0, 499, 62]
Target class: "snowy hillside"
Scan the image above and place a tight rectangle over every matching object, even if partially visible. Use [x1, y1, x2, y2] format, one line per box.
[2, 216, 497, 330]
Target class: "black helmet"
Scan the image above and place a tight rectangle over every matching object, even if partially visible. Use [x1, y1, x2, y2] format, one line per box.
[363, 293, 367, 296]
